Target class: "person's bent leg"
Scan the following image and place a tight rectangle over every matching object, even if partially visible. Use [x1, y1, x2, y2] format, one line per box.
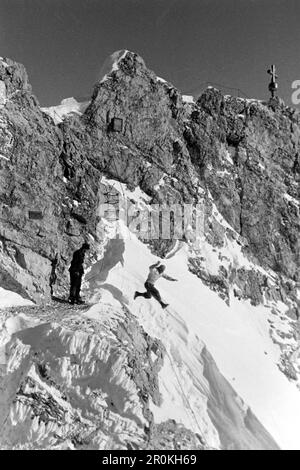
[147, 284, 168, 309]
[134, 291, 151, 300]
[147, 284, 164, 305]
[134, 282, 153, 300]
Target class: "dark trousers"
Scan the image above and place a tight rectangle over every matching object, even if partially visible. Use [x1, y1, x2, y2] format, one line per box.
[69, 272, 83, 302]
[136, 282, 164, 305]
[49, 274, 57, 297]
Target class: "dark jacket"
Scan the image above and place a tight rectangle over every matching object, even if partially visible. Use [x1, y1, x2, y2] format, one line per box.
[69, 249, 85, 275]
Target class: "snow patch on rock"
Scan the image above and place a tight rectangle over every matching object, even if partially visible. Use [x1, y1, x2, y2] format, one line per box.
[0, 288, 33, 308]
[41, 97, 90, 125]
[99, 50, 130, 83]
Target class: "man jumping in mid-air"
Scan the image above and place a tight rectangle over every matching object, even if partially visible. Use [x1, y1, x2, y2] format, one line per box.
[134, 261, 178, 309]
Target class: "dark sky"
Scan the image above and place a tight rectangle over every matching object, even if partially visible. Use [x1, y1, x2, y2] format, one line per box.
[1, 0, 300, 107]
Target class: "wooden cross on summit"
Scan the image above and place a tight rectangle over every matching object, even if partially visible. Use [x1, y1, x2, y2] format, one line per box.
[267, 65, 278, 98]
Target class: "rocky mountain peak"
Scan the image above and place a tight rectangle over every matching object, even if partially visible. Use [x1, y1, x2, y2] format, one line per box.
[98, 50, 146, 83]
[0, 51, 299, 450]
[0, 57, 32, 99]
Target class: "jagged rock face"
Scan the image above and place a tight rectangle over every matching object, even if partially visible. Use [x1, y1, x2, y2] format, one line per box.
[0, 57, 31, 98]
[73, 52, 299, 285]
[0, 58, 101, 302]
[76, 51, 199, 204]
[185, 88, 300, 281]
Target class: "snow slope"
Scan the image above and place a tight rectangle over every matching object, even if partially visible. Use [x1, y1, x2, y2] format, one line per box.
[0, 184, 298, 450]
[0, 221, 297, 449]
[84, 215, 300, 450]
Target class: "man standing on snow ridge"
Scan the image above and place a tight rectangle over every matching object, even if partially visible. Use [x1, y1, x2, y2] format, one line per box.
[134, 261, 177, 309]
[68, 243, 90, 304]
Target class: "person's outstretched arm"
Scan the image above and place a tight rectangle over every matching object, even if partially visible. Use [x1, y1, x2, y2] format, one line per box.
[149, 261, 161, 269]
[162, 273, 178, 281]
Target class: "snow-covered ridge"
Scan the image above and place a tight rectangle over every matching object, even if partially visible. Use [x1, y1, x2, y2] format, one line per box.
[182, 95, 195, 104]
[41, 97, 90, 125]
[99, 50, 130, 84]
